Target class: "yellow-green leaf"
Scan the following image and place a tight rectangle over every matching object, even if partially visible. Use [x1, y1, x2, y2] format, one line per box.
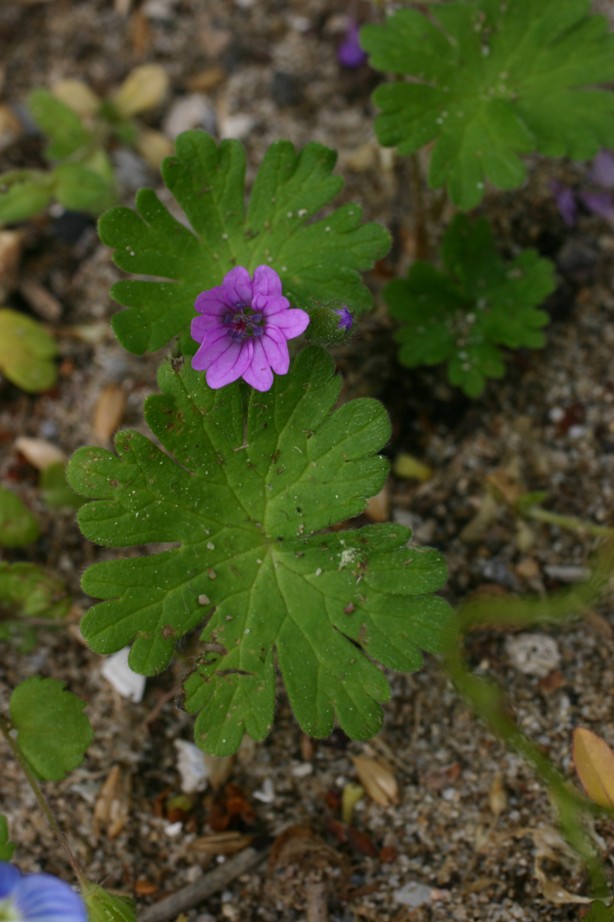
[0, 308, 57, 392]
[573, 727, 614, 809]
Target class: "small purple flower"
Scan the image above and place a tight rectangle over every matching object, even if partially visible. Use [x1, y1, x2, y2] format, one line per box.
[0, 863, 87, 922]
[335, 307, 353, 331]
[578, 190, 614, 221]
[589, 151, 614, 190]
[191, 266, 310, 392]
[337, 21, 367, 69]
[551, 180, 577, 227]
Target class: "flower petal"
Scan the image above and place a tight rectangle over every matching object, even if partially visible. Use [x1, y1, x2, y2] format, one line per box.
[252, 265, 283, 298]
[261, 328, 290, 374]
[223, 267, 253, 305]
[0, 862, 22, 898]
[194, 288, 230, 315]
[268, 307, 310, 339]
[191, 328, 229, 370]
[191, 314, 226, 343]
[207, 340, 252, 389]
[256, 294, 291, 315]
[13, 873, 87, 922]
[241, 339, 274, 391]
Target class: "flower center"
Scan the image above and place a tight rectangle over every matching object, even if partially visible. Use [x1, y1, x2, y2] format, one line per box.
[224, 304, 265, 342]
[0, 897, 21, 922]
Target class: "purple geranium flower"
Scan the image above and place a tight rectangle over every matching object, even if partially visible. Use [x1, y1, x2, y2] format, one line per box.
[337, 21, 367, 69]
[191, 266, 310, 392]
[335, 307, 353, 331]
[0, 863, 87, 922]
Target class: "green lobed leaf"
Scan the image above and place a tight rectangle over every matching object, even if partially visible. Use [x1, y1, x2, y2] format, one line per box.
[0, 486, 39, 548]
[98, 131, 390, 354]
[9, 677, 93, 781]
[582, 903, 614, 922]
[0, 308, 58, 393]
[67, 347, 453, 755]
[0, 816, 15, 861]
[361, 0, 614, 208]
[385, 215, 555, 397]
[28, 89, 90, 160]
[0, 171, 54, 225]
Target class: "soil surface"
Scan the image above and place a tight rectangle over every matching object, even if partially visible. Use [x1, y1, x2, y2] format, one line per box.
[2, 2, 614, 920]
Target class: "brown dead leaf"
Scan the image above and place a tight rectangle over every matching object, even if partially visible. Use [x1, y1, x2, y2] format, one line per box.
[351, 755, 399, 806]
[268, 825, 342, 875]
[93, 385, 126, 442]
[93, 764, 132, 839]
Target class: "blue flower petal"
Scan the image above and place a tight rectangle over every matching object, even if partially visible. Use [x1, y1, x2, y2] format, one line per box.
[13, 873, 87, 922]
[0, 862, 22, 898]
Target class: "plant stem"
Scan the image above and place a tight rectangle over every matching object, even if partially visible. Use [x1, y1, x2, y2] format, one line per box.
[0, 715, 88, 888]
[526, 507, 614, 538]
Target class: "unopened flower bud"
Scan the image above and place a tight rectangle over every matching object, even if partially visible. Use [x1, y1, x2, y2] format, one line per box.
[304, 302, 354, 344]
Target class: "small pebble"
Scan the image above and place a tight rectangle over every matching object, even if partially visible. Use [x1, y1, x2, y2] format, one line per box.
[505, 634, 561, 678]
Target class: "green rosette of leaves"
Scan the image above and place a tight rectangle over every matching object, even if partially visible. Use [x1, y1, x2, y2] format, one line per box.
[386, 215, 555, 397]
[362, 0, 614, 208]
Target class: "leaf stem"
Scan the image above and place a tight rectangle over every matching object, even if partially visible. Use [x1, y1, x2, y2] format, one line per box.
[443, 641, 609, 895]
[0, 714, 88, 888]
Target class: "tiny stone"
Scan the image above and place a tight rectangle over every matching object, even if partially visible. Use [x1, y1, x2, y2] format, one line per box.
[505, 633, 561, 678]
[394, 881, 434, 908]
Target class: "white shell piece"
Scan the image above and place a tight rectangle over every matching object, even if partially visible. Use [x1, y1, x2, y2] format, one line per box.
[174, 739, 210, 793]
[101, 647, 146, 702]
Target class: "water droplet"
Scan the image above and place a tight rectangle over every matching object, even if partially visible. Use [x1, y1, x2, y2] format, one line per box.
[207, 541, 215, 550]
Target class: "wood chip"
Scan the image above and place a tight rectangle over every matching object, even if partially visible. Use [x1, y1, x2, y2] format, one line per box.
[19, 278, 62, 321]
[351, 755, 399, 806]
[365, 481, 389, 523]
[93, 764, 132, 839]
[14, 436, 66, 470]
[191, 831, 254, 855]
[0, 230, 23, 299]
[93, 384, 126, 442]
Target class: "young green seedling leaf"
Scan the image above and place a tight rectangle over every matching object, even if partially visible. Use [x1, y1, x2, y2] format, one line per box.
[0, 816, 15, 861]
[53, 163, 115, 214]
[0, 562, 71, 652]
[67, 347, 453, 755]
[0, 487, 39, 548]
[40, 462, 84, 509]
[99, 131, 390, 354]
[573, 727, 614, 810]
[0, 171, 54, 225]
[82, 883, 137, 922]
[9, 677, 93, 781]
[385, 215, 555, 397]
[361, 0, 614, 208]
[0, 308, 58, 393]
[28, 89, 90, 160]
